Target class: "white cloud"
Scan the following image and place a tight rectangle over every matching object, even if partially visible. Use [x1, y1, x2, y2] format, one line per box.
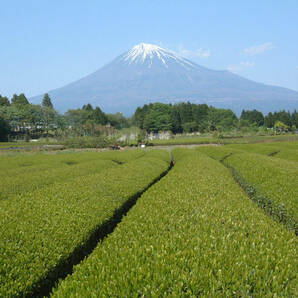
[227, 61, 255, 73]
[178, 45, 210, 58]
[243, 42, 275, 56]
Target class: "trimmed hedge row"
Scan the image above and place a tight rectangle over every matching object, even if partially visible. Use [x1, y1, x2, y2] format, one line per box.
[0, 150, 170, 297]
[224, 152, 298, 233]
[52, 149, 297, 297]
[0, 149, 145, 174]
[0, 150, 146, 200]
[196, 146, 240, 161]
[226, 142, 298, 162]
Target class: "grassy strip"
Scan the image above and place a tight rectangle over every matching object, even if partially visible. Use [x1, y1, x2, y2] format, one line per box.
[224, 152, 297, 230]
[52, 149, 297, 297]
[150, 134, 298, 146]
[0, 150, 170, 297]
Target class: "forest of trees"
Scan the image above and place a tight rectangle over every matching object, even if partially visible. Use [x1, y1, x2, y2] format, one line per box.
[0, 93, 130, 141]
[0, 93, 297, 142]
[133, 102, 298, 134]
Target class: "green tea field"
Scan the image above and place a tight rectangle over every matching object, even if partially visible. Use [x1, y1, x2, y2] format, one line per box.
[0, 142, 297, 297]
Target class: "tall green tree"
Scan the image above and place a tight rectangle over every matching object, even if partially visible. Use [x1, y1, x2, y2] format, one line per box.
[0, 116, 10, 141]
[42, 93, 53, 108]
[0, 95, 10, 106]
[11, 93, 29, 106]
[240, 109, 264, 126]
[142, 103, 172, 133]
[93, 106, 107, 125]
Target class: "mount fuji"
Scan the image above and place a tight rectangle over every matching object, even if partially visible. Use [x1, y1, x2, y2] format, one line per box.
[30, 43, 298, 115]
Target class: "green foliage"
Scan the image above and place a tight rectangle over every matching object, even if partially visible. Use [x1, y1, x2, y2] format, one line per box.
[0, 116, 10, 141]
[106, 112, 128, 129]
[196, 146, 240, 161]
[52, 150, 297, 297]
[274, 120, 289, 132]
[240, 109, 264, 126]
[66, 104, 109, 136]
[226, 142, 298, 162]
[0, 151, 143, 200]
[224, 151, 298, 231]
[207, 107, 238, 131]
[0, 150, 170, 297]
[143, 103, 173, 132]
[133, 102, 238, 133]
[264, 110, 296, 128]
[42, 93, 53, 108]
[11, 93, 29, 106]
[0, 95, 10, 106]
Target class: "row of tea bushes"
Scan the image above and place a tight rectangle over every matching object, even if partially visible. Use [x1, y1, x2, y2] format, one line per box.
[226, 142, 298, 162]
[52, 149, 297, 297]
[224, 152, 298, 232]
[0, 159, 116, 200]
[0, 149, 145, 175]
[0, 150, 146, 200]
[196, 146, 239, 161]
[0, 150, 170, 297]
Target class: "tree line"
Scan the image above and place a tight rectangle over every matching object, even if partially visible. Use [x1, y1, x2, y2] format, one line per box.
[0, 93, 297, 142]
[0, 93, 129, 141]
[132, 102, 298, 134]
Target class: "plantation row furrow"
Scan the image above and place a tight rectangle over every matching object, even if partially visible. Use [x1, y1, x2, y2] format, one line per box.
[0, 150, 170, 297]
[197, 146, 297, 232]
[196, 146, 240, 161]
[226, 143, 298, 162]
[224, 152, 298, 232]
[52, 149, 297, 297]
[274, 148, 298, 162]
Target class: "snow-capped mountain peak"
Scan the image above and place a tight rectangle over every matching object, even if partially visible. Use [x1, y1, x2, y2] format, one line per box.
[30, 42, 298, 116]
[122, 42, 196, 69]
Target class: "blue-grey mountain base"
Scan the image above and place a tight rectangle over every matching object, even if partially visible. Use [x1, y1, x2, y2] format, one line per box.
[30, 43, 298, 115]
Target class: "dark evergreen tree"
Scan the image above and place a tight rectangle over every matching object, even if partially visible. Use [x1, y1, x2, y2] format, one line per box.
[291, 110, 298, 128]
[11, 93, 29, 106]
[264, 112, 275, 128]
[171, 105, 182, 133]
[82, 103, 93, 111]
[93, 106, 107, 125]
[240, 109, 264, 126]
[0, 116, 10, 141]
[0, 95, 10, 106]
[42, 93, 53, 108]
[142, 103, 172, 132]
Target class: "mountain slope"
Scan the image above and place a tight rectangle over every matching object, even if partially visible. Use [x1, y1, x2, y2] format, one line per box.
[30, 43, 298, 115]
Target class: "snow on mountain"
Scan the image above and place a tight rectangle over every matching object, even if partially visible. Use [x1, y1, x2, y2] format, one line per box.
[122, 43, 196, 69]
[30, 43, 298, 115]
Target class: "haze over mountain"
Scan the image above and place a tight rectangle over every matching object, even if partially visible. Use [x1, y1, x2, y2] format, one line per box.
[31, 43, 298, 115]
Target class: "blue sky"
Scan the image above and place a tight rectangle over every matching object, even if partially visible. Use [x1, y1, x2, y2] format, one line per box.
[1, 0, 298, 99]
